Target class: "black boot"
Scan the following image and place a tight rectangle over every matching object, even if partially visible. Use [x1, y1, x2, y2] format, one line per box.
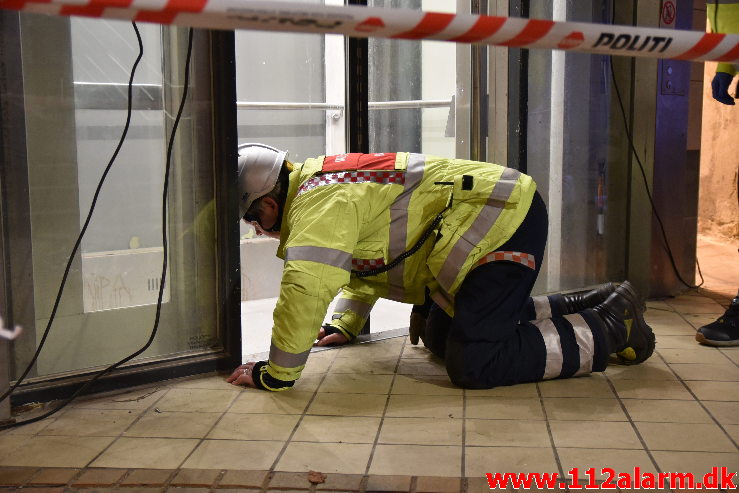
[695, 291, 739, 347]
[592, 280, 655, 365]
[562, 282, 616, 313]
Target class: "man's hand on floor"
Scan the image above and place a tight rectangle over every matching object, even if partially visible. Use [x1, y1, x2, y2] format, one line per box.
[227, 362, 257, 388]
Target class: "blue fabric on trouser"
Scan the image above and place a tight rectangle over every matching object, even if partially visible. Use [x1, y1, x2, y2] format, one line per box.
[424, 191, 609, 389]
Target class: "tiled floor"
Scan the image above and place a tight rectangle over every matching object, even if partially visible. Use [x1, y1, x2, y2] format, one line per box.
[1, 292, 738, 492]
[695, 234, 738, 301]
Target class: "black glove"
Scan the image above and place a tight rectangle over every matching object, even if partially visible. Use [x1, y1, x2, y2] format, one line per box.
[408, 312, 427, 345]
[251, 361, 294, 391]
[711, 72, 736, 106]
[318, 324, 354, 345]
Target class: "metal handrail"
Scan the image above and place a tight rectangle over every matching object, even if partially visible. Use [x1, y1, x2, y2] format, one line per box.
[74, 81, 161, 90]
[236, 102, 344, 111]
[73, 81, 163, 110]
[236, 99, 452, 111]
[371, 99, 452, 110]
[71, 81, 453, 112]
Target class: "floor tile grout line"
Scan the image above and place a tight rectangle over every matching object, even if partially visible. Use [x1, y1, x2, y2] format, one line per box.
[372, 442, 481, 448]
[535, 381, 565, 480]
[20, 383, 165, 439]
[462, 444, 645, 449]
[603, 372, 673, 474]
[174, 381, 248, 471]
[81, 384, 172, 470]
[460, 386, 467, 483]
[27, 465, 85, 491]
[716, 348, 739, 369]
[716, 346, 739, 369]
[268, 345, 340, 473]
[363, 337, 406, 477]
[653, 350, 739, 451]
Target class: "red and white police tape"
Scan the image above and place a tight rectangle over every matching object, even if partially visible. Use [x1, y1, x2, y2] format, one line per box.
[1, 0, 738, 63]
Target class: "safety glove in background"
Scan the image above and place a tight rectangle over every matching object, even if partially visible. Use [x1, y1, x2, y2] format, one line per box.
[712, 72, 736, 105]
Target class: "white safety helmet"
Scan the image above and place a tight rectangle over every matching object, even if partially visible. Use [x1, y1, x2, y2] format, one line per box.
[237, 143, 288, 220]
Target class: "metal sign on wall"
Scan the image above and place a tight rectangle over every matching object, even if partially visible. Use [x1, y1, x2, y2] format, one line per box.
[660, 0, 677, 29]
[659, 0, 686, 96]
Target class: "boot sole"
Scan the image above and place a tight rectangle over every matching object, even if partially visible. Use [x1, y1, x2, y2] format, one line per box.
[615, 282, 656, 365]
[695, 332, 739, 347]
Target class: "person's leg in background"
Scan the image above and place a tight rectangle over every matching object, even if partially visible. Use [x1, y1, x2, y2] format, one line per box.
[696, 289, 739, 347]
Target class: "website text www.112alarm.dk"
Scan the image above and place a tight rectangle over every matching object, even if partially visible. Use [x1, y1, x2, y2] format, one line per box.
[485, 466, 737, 490]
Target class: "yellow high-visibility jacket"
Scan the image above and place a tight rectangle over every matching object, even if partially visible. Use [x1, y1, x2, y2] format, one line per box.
[708, 0, 739, 75]
[256, 152, 536, 390]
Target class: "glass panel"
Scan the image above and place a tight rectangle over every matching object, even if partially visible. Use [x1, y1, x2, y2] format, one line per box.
[3, 16, 218, 379]
[71, 19, 171, 313]
[368, 0, 457, 157]
[235, 31, 329, 162]
[524, 0, 625, 293]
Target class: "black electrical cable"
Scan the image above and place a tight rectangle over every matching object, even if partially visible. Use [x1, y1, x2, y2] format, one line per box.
[0, 21, 145, 408]
[0, 25, 195, 429]
[609, 2, 704, 290]
[351, 205, 449, 278]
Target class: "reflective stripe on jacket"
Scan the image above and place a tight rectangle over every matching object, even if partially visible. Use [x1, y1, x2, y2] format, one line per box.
[264, 152, 537, 386]
[708, 0, 739, 75]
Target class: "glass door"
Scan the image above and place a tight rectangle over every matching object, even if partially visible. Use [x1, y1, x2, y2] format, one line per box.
[0, 13, 237, 402]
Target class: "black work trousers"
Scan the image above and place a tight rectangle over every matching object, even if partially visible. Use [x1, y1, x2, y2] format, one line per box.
[423, 191, 609, 389]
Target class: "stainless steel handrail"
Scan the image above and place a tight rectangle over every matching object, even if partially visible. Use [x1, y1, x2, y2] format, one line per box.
[74, 81, 161, 90]
[73, 81, 163, 110]
[370, 99, 452, 110]
[236, 102, 344, 111]
[236, 99, 452, 111]
[72, 81, 453, 112]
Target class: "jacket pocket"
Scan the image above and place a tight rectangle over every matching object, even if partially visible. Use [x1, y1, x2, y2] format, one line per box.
[452, 171, 521, 208]
[351, 241, 386, 273]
